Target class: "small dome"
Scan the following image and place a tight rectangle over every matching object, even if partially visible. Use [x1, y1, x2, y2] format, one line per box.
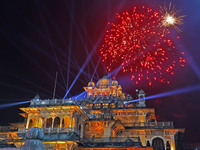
[112, 80, 118, 86]
[139, 89, 145, 94]
[88, 81, 95, 87]
[97, 76, 111, 87]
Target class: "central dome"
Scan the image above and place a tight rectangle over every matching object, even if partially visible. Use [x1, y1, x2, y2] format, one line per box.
[96, 76, 112, 87]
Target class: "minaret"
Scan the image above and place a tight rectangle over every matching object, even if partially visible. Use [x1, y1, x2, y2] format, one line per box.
[137, 89, 146, 107]
[86, 80, 95, 98]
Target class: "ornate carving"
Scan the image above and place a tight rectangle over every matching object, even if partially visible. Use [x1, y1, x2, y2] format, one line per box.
[20, 127, 45, 150]
[25, 127, 44, 140]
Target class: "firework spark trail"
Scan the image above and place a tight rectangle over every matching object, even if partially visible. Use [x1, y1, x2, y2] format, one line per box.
[159, 3, 184, 32]
[100, 5, 185, 86]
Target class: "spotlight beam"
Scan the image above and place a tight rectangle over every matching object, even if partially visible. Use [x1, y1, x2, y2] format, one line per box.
[67, 20, 73, 93]
[66, 3, 74, 92]
[71, 57, 98, 81]
[93, 95, 101, 104]
[109, 65, 122, 77]
[174, 40, 200, 79]
[64, 31, 106, 98]
[0, 101, 30, 110]
[0, 28, 66, 91]
[36, 4, 67, 86]
[0, 81, 50, 98]
[110, 97, 117, 102]
[69, 71, 87, 85]
[1, 3, 97, 86]
[2, 1, 69, 63]
[0, 67, 57, 97]
[0, 20, 67, 91]
[81, 24, 100, 80]
[125, 84, 200, 104]
[73, 91, 87, 101]
[40, 1, 70, 54]
[91, 57, 101, 81]
[65, 2, 100, 80]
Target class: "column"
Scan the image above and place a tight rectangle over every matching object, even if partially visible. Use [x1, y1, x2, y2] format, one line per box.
[26, 115, 30, 128]
[170, 135, 175, 150]
[44, 118, 47, 128]
[36, 112, 39, 127]
[80, 124, 84, 138]
[60, 117, 63, 128]
[52, 117, 55, 128]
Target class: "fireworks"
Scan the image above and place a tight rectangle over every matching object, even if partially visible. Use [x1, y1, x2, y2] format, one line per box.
[160, 3, 184, 32]
[99, 5, 185, 86]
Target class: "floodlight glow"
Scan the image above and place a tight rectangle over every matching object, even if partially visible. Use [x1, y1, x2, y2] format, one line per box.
[0, 101, 30, 110]
[71, 91, 87, 100]
[64, 31, 106, 98]
[91, 58, 101, 81]
[125, 85, 200, 104]
[93, 95, 101, 104]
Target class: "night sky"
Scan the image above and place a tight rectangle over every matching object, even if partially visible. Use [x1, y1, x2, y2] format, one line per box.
[0, 0, 200, 143]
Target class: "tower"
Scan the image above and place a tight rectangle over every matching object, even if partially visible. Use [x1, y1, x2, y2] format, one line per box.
[137, 89, 146, 108]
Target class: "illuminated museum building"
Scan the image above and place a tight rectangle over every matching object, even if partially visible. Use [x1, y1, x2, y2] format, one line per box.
[0, 76, 185, 150]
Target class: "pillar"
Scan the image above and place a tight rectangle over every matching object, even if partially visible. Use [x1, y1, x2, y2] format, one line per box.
[170, 135, 175, 150]
[36, 114, 39, 127]
[104, 122, 112, 137]
[44, 118, 47, 128]
[26, 116, 30, 129]
[60, 117, 63, 128]
[52, 117, 55, 128]
[80, 124, 84, 138]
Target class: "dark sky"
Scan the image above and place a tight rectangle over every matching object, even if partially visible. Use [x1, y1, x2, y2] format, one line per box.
[0, 0, 200, 143]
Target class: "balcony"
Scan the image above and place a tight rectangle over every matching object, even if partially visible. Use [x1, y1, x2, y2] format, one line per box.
[30, 99, 76, 107]
[80, 137, 142, 147]
[123, 122, 174, 128]
[18, 127, 80, 141]
[0, 126, 18, 132]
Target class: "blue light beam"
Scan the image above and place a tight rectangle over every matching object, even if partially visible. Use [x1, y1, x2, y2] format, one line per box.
[66, 3, 74, 92]
[91, 58, 101, 81]
[72, 91, 87, 101]
[93, 95, 101, 104]
[125, 84, 200, 104]
[0, 101, 30, 110]
[64, 32, 105, 98]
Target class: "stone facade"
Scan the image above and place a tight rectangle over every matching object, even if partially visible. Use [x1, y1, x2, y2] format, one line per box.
[20, 127, 45, 150]
[0, 76, 184, 150]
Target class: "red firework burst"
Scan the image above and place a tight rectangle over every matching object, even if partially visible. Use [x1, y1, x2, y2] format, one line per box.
[99, 6, 186, 86]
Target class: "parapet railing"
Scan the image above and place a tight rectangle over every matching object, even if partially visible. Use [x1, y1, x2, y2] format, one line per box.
[80, 137, 140, 143]
[0, 126, 18, 132]
[30, 99, 76, 106]
[123, 122, 174, 128]
[18, 127, 79, 135]
[82, 104, 136, 110]
[0, 138, 23, 143]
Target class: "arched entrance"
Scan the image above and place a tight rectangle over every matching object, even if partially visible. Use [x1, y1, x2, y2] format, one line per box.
[54, 117, 60, 127]
[38, 117, 45, 128]
[152, 137, 165, 150]
[46, 117, 53, 128]
[28, 118, 37, 128]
